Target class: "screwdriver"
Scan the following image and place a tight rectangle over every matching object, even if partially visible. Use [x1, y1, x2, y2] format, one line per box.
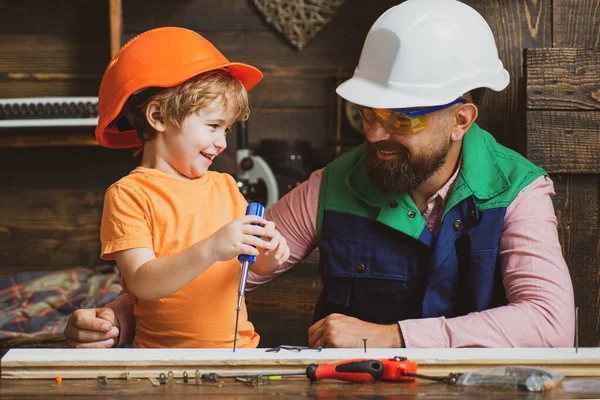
[205, 357, 419, 382]
[306, 357, 418, 382]
[233, 202, 265, 352]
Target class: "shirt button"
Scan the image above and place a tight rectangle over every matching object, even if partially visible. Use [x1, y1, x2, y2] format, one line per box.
[407, 211, 416, 218]
[453, 220, 463, 229]
[389, 200, 398, 208]
[355, 263, 366, 273]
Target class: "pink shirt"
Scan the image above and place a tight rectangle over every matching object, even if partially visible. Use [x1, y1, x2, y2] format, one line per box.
[247, 170, 575, 348]
[112, 169, 575, 348]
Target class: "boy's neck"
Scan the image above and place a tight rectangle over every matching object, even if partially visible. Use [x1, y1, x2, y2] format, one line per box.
[139, 142, 192, 181]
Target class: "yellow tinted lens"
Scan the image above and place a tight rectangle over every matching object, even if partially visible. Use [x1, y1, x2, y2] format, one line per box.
[382, 110, 428, 135]
[359, 107, 428, 135]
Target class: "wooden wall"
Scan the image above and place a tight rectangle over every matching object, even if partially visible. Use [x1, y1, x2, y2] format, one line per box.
[0, 0, 599, 347]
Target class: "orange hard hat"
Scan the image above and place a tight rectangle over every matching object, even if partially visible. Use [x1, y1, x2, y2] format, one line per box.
[96, 27, 263, 148]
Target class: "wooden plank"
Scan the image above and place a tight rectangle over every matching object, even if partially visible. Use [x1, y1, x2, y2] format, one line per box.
[121, 29, 363, 72]
[246, 251, 321, 347]
[526, 111, 600, 173]
[0, 76, 101, 98]
[250, 77, 336, 108]
[0, 188, 104, 266]
[109, 0, 123, 58]
[552, 175, 600, 346]
[0, 34, 109, 75]
[122, 0, 399, 33]
[0, 73, 336, 106]
[0, 132, 99, 148]
[0, 1, 108, 34]
[525, 48, 600, 110]
[3, 348, 600, 379]
[0, 146, 138, 189]
[0, 147, 138, 267]
[248, 108, 333, 145]
[553, 0, 600, 48]
[462, 0, 552, 150]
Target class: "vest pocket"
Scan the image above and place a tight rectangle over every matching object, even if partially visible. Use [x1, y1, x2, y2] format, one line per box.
[466, 247, 503, 311]
[319, 232, 411, 280]
[318, 232, 413, 323]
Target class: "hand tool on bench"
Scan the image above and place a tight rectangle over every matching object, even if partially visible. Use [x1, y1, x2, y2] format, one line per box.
[204, 356, 418, 383]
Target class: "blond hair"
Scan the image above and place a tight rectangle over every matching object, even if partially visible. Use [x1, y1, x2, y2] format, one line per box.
[134, 69, 250, 144]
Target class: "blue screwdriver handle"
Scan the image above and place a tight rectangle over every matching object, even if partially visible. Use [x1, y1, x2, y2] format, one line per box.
[237, 202, 265, 264]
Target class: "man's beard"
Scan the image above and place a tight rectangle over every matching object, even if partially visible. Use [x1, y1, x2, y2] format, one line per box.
[365, 135, 450, 194]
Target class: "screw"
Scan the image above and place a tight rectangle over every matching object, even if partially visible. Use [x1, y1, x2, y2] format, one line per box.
[363, 338, 367, 353]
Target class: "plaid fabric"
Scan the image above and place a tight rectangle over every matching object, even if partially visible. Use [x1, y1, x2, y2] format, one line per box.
[0, 265, 122, 342]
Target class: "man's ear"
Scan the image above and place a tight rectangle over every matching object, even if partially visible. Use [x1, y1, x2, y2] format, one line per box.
[450, 103, 478, 142]
[145, 101, 166, 132]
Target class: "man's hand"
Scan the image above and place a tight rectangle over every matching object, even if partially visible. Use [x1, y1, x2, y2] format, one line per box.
[64, 307, 120, 348]
[262, 221, 290, 265]
[308, 313, 404, 348]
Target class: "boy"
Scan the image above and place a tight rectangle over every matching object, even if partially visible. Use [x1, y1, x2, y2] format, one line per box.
[95, 27, 290, 348]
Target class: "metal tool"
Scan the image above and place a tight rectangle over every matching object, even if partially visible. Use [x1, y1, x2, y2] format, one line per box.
[265, 345, 322, 353]
[233, 202, 266, 352]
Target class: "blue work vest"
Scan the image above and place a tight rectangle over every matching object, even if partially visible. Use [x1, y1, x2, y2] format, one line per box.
[314, 124, 546, 324]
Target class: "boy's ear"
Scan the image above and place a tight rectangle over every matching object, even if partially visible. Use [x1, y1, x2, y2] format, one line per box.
[145, 101, 166, 132]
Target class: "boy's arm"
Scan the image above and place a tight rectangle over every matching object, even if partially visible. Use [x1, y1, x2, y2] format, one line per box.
[114, 244, 215, 301]
[114, 215, 274, 301]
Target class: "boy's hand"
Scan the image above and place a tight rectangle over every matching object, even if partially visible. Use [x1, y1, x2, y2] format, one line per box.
[207, 215, 275, 262]
[262, 221, 290, 266]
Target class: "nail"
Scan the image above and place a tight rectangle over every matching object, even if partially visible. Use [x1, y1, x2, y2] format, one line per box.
[363, 338, 367, 353]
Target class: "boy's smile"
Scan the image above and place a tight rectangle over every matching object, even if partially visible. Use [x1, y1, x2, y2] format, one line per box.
[200, 151, 218, 164]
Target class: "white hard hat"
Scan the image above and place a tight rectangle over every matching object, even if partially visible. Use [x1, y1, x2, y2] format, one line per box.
[336, 0, 509, 108]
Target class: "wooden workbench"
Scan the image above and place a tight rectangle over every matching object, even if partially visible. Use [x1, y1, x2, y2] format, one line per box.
[0, 376, 598, 399]
[3, 348, 600, 398]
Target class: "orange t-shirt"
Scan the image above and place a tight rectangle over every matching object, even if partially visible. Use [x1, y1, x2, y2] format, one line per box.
[100, 167, 259, 348]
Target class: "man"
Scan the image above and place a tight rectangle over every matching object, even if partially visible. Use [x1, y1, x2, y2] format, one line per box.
[65, 0, 574, 348]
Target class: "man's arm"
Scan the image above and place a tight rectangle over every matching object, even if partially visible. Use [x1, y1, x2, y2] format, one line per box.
[107, 290, 135, 347]
[245, 169, 322, 289]
[399, 176, 575, 347]
[64, 290, 135, 348]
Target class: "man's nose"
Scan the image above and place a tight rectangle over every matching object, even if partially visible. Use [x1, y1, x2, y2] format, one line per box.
[364, 120, 391, 143]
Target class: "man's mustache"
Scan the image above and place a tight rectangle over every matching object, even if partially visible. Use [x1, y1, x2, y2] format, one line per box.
[370, 141, 408, 154]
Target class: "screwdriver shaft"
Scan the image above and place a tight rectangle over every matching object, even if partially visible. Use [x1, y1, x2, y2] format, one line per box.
[233, 260, 250, 352]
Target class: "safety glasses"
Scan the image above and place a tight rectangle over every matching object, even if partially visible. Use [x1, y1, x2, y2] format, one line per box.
[357, 98, 466, 135]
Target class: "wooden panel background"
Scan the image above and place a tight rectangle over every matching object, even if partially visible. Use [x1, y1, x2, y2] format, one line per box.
[0, 0, 599, 347]
[525, 47, 600, 347]
[550, 1, 600, 347]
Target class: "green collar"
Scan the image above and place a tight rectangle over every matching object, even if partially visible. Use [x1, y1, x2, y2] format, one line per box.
[346, 123, 511, 211]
